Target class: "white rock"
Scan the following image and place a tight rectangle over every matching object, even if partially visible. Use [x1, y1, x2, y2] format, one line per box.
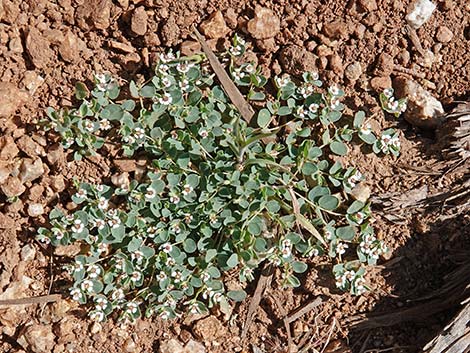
[406, 0, 436, 29]
[396, 78, 444, 128]
[27, 203, 44, 217]
[21, 244, 36, 261]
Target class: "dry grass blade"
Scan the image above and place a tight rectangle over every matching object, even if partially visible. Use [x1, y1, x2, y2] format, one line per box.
[287, 188, 326, 246]
[0, 294, 61, 306]
[241, 263, 273, 341]
[285, 297, 323, 324]
[193, 28, 255, 123]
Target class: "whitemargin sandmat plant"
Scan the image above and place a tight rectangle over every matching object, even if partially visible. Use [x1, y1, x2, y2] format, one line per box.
[38, 35, 403, 323]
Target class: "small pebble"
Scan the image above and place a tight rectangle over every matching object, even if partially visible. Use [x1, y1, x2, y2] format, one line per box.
[435, 25, 453, 43]
[28, 203, 44, 217]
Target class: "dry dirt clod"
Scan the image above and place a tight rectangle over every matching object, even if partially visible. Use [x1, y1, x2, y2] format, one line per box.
[21, 71, 45, 95]
[394, 77, 444, 128]
[247, 6, 280, 40]
[1, 176, 25, 197]
[184, 340, 206, 353]
[193, 316, 227, 342]
[435, 26, 453, 43]
[131, 6, 148, 36]
[19, 158, 45, 183]
[200, 11, 230, 39]
[54, 243, 81, 257]
[356, 0, 378, 12]
[159, 338, 185, 353]
[0, 135, 19, 160]
[0, 82, 28, 118]
[75, 0, 111, 30]
[375, 52, 394, 76]
[59, 31, 82, 64]
[0, 161, 10, 184]
[370, 76, 392, 92]
[16, 135, 45, 158]
[279, 45, 317, 77]
[329, 54, 343, 75]
[323, 20, 349, 40]
[18, 323, 55, 353]
[180, 40, 202, 56]
[406, 0, 436, 29]
[26, 28, 54, 69]
[0, 212, 14, 229]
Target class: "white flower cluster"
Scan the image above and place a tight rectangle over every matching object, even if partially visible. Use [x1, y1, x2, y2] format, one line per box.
[335, 269, 367, 294]
[359, 233, 387, 261]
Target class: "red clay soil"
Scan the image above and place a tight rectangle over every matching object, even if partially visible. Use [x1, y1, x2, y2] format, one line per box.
[0, 0, 469, 352]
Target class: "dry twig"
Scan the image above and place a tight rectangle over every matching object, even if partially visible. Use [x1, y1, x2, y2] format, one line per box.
[0, 294, 61, 306]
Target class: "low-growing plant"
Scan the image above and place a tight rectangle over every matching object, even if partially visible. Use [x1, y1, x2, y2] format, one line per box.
[39, 36, 398, 323]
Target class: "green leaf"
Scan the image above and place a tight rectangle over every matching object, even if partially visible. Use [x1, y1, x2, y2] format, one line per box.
[347, 200, 364, 214]
[286, 275, 301, 287]
[318, 195, 339, 210]
[336, 226, 356, 241]
[75, 82, 89, 100]
[359, 131, 377, 144]
[140, 85, 156, 98]
[353, 111, 365, 128]
[226, 253, 239, 269]
[183, 238, 197, 253]
[227, 290, 247, 302]
[330, 141, 348, 156]
[278, 106, 292, 116]
[129, 81, 139, 98]
[257, 108, 271, 128]
[266, 200, 280, 213]
[292, 261, 308, 273]
[247, 216, 263, 235]
[205, 249, 217, 263]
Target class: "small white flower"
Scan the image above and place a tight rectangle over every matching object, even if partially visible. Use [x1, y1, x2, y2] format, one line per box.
[123, 135, 136, 144]
[296, 106, 306, 118]
[161, 76, 171, 88]
[90, 310, 105, 322]
[52, 228, 65, 240]
[199, 129, 209, 138]
[87, 264, 101, 279]
[107, 217, 121, 229]
[100, 119, 111, 131]
[245, 64, 255, 73]
[275, 76, 290, 88]
[176, 62, 191, 74]
[330, 98, 340, 109]
[202, 287, 214, 300]
[159, 52, 175, 63]
[81, 279, 94, 293]
[230, 45, 242, 56]
[387, 99, 399, 111]
[169, 195, 180, 204]
[209, 213, 217, 225]
[111, 289, 125, 301]
[75, 189, 87, 199]
[70, 287, 82, 301]
[355, 277, 367, 294]
[182, 184, 193, 196]
[281, 246, 291, 258]
[179, 79, 189, 91]
[310, 71, 319, 80]
[97, 243, 109, 254]
[189, 303, 199, 314]
[74, 261, 84, 272]
[131, 271, 142, 283]
[160, 242, 173, 254]
[184, 214, 193, 224]
[95, 73, 106, 83]
[131, 250, 144, 264]
[347, 170, 363, 188]
[336, 242, 348, 255]
[360, 123, 372, 135]
[400, 102, 407, 113]
[93, 218, 106, 230]
[83, 120, 95, 132]
[159, 93, 172, 105]
[335, 275, 346, 288]
[355, 212, 365, 224]
[308, 103, 319, 113]
[157, 271, 167, 280]
[200, 272, 210, 282]
[97, 197, 109, 210]
[95, 297, 108, 311]
[325, 229, 334, 240]
[133, 127, 145, 140]
[171, 270, 182, 283]
[212, 292, 223, 302]
[72, 219, 84, 234]
[160, 311, 169, 320]
[328, 85, 340, 96]
[383, 88, 393, 98]
[344, 270, 356, 281]
[158, 64, 169, 74]
[232, 68, 245, 81]
[126, 302, 139, 314]
[96, 184, 104, 192]
[166, 257, 176, 266]
[145, 187, 156, 200]
[170, 223, 181, 234]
